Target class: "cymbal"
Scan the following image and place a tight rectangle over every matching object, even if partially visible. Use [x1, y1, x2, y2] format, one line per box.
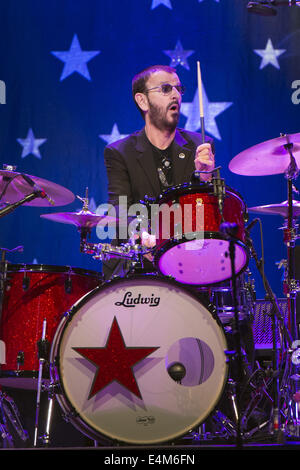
[248, 200, 300, 218]
[0, 169, 75, 206]
[40, 210, 117, 228]
[229, 133, 300, 176]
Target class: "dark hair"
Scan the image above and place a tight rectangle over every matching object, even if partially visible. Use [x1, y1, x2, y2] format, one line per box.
[132, 64, 177, 117]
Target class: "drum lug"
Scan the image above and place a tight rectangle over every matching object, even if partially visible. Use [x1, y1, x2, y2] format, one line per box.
[63, 309, 73, 322]
[16, 350, 25, 369]
[62, 406, 80, 423]
[22, 274, 30, 291]
[47, 380, 62, 395]
[64, 276, 72, 294]
[224, 349, 236, 363]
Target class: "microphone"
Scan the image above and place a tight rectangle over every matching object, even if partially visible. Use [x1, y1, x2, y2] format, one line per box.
[20, 174, 55, 206]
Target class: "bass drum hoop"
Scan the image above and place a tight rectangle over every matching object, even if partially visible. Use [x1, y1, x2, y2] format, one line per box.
[3, 263, 103, 277]
[50, 274, 228, 445]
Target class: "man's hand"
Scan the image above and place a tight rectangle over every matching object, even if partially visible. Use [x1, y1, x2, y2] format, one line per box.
[141, 231, 156, 248]
[141, 231, 156, 263]
[194, 143, 215, 181]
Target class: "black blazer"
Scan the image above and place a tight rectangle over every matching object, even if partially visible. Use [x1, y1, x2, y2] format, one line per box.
[102, 127, 214, 279]
[104, 127, 214, 208]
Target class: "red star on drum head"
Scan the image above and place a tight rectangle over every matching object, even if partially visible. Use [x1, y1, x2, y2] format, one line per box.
[73, 316, 159, 399]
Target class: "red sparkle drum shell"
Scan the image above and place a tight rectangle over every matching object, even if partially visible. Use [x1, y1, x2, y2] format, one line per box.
[50, 274, 228, 445]
[0, 264, 102, 389]
[154, 183, 249, 286]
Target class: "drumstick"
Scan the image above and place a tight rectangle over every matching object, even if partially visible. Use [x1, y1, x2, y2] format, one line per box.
[197, 60, 205, 144]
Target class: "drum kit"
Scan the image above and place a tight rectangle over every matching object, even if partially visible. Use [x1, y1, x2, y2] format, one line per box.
[0, 132, 299, 449]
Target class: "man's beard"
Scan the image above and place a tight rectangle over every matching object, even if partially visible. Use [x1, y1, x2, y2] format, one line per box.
[148, 100, 179, 132]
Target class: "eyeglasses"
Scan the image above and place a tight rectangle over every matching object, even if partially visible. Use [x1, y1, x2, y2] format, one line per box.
[145, 83, 185, 96]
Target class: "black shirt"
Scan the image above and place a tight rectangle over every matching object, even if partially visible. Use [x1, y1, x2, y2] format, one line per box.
[150, 142, 174, 190]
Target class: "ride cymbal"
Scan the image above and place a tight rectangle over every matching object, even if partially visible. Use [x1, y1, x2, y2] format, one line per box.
[229, 133, 300, 176]
[248, 200, 300, 218]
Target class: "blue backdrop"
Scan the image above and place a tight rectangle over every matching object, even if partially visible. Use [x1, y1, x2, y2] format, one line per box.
[0, 0, 299, 299]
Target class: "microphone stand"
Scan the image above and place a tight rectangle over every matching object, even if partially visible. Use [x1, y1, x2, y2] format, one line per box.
[219, 222, 244, 448]
[0, 190, 46, 218]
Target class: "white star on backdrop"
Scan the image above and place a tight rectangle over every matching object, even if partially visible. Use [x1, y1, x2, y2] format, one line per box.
[151, 0, 172, 9]
[17, 128, 47, 159]
[254, 38, 285, 70]
[51, 34, 100, 81]
[181, 86, 232, 140]
[163, 40, 194, 70]
[99, 123, 129, 145]
[88, 197, 97, 212]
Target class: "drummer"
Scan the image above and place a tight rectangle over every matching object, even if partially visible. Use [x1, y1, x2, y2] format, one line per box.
[103, 64, 215, 279]
[102, 65, 256, 372]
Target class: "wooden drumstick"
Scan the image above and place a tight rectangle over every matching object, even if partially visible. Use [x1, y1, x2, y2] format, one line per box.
[197, 60, 205, 144]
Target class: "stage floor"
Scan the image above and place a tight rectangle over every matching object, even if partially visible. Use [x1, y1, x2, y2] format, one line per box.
[1, 440, 300, 455]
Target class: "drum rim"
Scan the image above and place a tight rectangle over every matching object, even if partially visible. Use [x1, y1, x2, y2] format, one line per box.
[0, 369, 40, 379]
[156, 182, 246, 207]
[4, 263, 102, 277]
[49, 272, 228, 445]
[55, 272, 223, 326]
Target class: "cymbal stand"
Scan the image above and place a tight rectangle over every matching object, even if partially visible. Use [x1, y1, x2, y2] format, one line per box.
[283, 135, 299, 341]
[42, 387, 55, 447]
[282, 135, 300, 436]
[0, 390, 29, 447]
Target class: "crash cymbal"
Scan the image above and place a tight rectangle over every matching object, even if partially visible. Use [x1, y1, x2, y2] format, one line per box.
[229, 133, 300, 176]
[0, 169, 75, 206]
[40, 210, 117, 228]
[249, 200, 300, 218]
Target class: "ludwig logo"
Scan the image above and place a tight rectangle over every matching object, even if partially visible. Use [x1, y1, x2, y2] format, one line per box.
[115, 291, 160, 307]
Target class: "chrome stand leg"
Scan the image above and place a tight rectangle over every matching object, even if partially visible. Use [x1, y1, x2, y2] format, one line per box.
[41, 391, 55, 447]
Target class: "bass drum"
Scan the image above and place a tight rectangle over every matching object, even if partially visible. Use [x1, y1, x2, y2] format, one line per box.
[50, 274, 228, 445]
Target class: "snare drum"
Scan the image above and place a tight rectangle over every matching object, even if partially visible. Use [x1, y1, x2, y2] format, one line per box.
[0, 264, 102, 389]
[154, 183, 248, 286]
[50, 274, 228, 445]
[199, 274, 255, 324]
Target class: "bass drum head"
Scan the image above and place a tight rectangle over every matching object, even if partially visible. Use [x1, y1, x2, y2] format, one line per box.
[50, 275, 228, 445]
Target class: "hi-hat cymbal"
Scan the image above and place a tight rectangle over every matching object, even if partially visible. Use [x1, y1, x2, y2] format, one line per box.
[0, 169, 75, 206]
[229, 133, 300, 176]
[40, 210, 117, 228]
[248, 200, 300, 218]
